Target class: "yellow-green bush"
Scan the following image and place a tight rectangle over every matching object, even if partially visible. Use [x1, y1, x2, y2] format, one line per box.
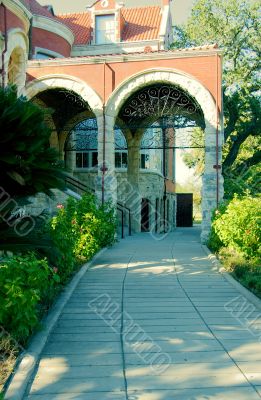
[209, 195, 260, 260]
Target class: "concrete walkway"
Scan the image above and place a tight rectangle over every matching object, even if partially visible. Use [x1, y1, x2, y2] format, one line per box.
[24, 227, 261, 399]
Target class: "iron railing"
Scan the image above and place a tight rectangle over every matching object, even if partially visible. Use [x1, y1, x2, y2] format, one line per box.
[64, 174, 131, 239]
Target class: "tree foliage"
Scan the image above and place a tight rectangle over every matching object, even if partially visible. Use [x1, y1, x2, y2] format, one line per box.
[172, 0, 261, 197]
[0, 86, 65, 199]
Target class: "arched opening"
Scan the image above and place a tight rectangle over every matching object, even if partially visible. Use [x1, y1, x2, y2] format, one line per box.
[114, 82, 205, 233]
[65, 118, 98, 172]
[31, 88, 99, 192]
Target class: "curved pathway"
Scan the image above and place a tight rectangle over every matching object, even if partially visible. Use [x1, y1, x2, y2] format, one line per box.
[24, 227, 261, 399]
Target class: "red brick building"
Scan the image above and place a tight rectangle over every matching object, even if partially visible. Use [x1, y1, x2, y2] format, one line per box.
[0, 0, 223, 240]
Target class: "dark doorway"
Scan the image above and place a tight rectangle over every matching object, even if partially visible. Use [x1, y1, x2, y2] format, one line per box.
[155, 198, 159, 233]
[141, 199, 150, 232]
[176, 193, 193, 227]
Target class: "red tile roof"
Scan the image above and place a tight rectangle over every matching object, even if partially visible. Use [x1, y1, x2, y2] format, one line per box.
[57, 6, 162, 45]
[22, 0, 54, 18]
[20, 1, 162, 45]
[121, 6, 161, 42]
[57, 12, 92, 45]
[22, 0, 67, 24]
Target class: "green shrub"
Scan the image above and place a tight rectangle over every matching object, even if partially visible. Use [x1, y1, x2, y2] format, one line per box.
[50, 194, 116, 279]
[209, 195, 260, 259]
[0, 253, 59, 343]
[207, 201, 228, 252]
[50, 200, 77, 280]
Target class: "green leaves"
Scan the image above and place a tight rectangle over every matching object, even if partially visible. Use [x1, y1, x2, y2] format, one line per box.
[49, 194, 117, 281]
[0, 253, 58, 343]
[0, 86, 65, 198]
[211, 195, 261, 259]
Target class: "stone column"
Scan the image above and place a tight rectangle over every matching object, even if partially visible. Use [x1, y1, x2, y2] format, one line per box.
[201, 122, 224, 242]
[126, 133, 142, 233]
[96, 112, 117, 205]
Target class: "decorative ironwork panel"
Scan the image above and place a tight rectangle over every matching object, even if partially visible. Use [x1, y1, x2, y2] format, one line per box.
[118, 84, 204, 131]
[60, 90, 91, 111]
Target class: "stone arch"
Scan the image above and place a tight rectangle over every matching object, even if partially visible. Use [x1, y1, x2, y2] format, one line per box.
[106, 68, 218, 141]
[25, 75, 104, 175]
[32, 97, 59, 152]
[60, 111, 93, 157]
[5, 29, 28, 93]
[106, 68, 223, 241]
[60, 111, 99, 172]
[24, 74, 103, 118]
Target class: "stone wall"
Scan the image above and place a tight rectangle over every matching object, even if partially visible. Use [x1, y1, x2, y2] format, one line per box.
[24, 190, 69, 217]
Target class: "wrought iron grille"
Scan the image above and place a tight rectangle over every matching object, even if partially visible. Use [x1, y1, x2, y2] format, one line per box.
[118, 84, 204, 132]
[60, 90, 91, 111]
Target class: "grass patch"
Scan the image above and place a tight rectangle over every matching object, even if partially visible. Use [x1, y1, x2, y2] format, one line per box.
[0, 335, 21, 394]
[218, 247, 261, 298]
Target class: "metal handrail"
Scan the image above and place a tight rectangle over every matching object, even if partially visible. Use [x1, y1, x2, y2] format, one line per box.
[65, 174, 95, 193]
[116, 202, 132, 237]
[117, 207, 124, 239]
[64, 174, 131, 238]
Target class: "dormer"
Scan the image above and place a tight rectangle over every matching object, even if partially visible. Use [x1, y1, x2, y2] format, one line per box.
[88, 0, 125, 44]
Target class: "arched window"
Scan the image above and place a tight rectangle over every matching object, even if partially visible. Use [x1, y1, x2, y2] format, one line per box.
[115, 128, 128, 169]
[66, 118, 98, 169]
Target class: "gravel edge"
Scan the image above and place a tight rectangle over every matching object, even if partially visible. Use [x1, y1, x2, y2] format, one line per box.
[202, 244, 261, 311]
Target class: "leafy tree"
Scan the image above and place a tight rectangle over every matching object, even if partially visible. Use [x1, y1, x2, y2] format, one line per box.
[172, 0, 261, 197]
[0, 86, 65, 199]
[182, 127, 205, 176]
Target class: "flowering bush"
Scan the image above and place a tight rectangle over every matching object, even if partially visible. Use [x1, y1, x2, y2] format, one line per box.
[50, 194, 116, 280]
[209, 194, 260, 259]
[0, 253, 59, 343]
[0, 194, 116, 347]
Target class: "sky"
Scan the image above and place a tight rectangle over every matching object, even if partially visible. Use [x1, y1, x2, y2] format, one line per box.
[38, 0, 194, 24]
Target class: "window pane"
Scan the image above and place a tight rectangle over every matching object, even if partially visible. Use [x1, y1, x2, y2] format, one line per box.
[96, 15, 115, 44]
[122, 152, 128, 168]
[76, 153, 82, 168]
[92, 152, 98, 167]
[115, 152, 121, 168]
[82, 153, 89, 168]
[36, 52, 55, 59]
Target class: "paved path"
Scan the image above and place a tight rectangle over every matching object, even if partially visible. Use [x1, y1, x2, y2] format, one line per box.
[25, 227, 261, 399]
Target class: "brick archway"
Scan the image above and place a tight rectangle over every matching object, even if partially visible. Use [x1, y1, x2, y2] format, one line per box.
[106, 68, 224, 241]
[24, 74, 103, 117]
